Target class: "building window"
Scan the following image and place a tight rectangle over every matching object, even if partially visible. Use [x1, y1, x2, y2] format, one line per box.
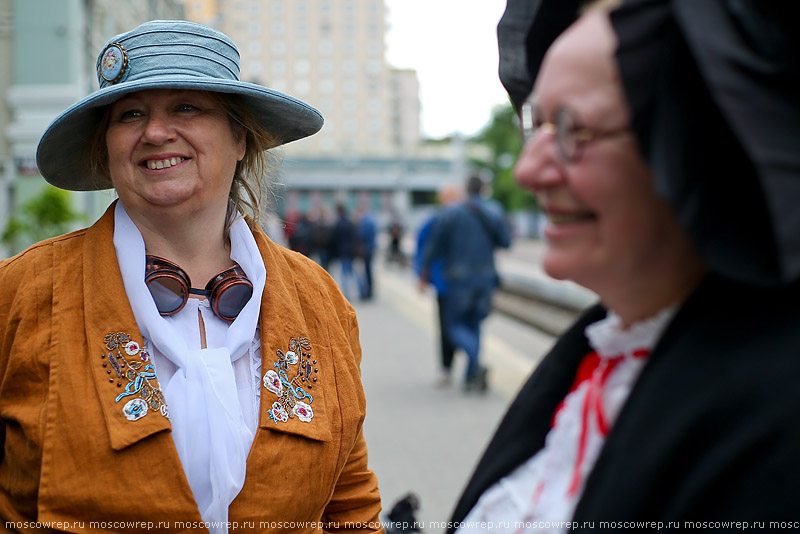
[295, 42, 310, 55]
[319, 79, 335, 94]
[271, 60, 286, 75]
[248, 61, 263, 76]
[294, 59, 310, 75]
[342, 60, 357, 74]
[342, 80, 358, 94]
[271, 41, 286, 55]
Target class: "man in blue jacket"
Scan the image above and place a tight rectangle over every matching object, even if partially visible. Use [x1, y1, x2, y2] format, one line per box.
[415, 183, 463, 386]
[420, 174, 512, 391]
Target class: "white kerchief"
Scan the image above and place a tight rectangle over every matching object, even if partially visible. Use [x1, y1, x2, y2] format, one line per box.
[113, 202, 266, 532]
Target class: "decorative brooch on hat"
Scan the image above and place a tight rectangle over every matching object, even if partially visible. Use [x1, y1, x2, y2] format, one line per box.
[263, 337, 318, 424]
[101, 332, 169, 421]
[99, 42, 128, 84]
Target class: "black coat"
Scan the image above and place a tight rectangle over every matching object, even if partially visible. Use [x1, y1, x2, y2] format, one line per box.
[449, 274, 800, 530]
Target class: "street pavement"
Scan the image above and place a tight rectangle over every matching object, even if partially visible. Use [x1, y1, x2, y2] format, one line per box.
[351, 240, 560, 528]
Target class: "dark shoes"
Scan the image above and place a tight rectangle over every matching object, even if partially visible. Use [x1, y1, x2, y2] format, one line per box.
[464, 366, 489, 393]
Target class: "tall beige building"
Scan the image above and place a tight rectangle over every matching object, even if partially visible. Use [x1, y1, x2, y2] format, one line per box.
[215, 0, 420, 157]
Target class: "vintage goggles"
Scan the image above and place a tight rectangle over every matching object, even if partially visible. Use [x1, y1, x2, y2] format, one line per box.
[145, 255, 253, 322]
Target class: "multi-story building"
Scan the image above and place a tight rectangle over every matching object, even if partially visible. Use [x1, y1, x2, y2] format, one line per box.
[218, 0, 402, 157]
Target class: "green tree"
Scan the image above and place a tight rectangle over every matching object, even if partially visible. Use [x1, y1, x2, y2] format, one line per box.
[2, 186, 85, 251]
[470, 102, 537, 212]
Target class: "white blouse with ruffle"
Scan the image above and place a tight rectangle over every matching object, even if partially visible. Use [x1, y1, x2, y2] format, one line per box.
[458, 306, 677, 533]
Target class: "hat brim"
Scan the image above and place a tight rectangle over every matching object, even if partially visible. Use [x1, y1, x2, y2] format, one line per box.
[36, 75, 324, 191]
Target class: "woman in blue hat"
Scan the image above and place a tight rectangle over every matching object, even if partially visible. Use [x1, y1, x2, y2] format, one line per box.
[0, 20, 382, 532]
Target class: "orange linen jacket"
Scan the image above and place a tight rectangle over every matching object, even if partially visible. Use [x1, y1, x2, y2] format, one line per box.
[0, 204, 383, 533]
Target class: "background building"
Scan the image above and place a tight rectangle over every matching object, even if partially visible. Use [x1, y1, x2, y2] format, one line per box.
[218, 0, 405, 157]
[214, 0, 462, 236]
[0, 0, 477, 257]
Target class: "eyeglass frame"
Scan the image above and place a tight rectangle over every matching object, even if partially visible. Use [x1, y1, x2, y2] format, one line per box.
[518, 99, 629, 162]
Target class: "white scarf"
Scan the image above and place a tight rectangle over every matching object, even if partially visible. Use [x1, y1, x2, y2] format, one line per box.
[113, 202, 266, 531]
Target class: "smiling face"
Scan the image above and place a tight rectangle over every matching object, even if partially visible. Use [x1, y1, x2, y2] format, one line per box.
[105, 89, 246, 219]
[515, 12, 702, 309]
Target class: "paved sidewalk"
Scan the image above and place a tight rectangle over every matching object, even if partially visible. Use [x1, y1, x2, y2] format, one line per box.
[354, 254, 556, 527]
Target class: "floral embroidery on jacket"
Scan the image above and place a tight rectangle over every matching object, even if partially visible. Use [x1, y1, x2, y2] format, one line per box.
[102, 332, 169, 420]
[264, 337, 318, 424]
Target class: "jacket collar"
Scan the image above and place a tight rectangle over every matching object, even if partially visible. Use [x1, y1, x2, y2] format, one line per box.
[253, 226, 332, 443]
[82, 202, 172, 450]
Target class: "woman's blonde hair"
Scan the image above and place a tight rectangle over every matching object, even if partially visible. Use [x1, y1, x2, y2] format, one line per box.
[87, 91, 282, 234]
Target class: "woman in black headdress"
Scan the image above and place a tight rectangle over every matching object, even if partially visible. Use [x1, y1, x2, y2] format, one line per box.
[450, 0, 800, 530]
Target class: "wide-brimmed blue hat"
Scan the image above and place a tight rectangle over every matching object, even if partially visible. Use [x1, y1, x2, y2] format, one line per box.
[36, 20, 324, 191]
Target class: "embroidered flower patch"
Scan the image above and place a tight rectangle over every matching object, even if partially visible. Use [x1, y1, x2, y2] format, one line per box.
[263, 369, 283, 395]
[293, 401, 314, 422]
[123, 398, 148, 421]
[264, 337, 318, 424]
[102, 332, 169, 421]
[270, 402, 289, 423]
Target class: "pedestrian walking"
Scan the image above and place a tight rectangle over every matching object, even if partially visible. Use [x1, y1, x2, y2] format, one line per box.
[451, 0, 800, 530]
[356, 207, 378, 300]
[288, 212, 313, 257]
[386, 212, 407, 268]
[309, 205, 333, 270]
[329, 203, 359, 301]
[419, 174, 512, 392]
[414, 183, 463, 387]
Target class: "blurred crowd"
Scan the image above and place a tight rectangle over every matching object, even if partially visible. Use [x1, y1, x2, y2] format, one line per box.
[281, 203, 393, 302]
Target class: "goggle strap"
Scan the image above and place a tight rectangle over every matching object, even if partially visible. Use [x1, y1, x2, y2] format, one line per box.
[188, 288, 212, 297]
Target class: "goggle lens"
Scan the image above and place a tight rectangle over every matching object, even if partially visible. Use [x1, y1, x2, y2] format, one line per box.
[214, 283, 253, 321]
[146, 276, 188, 315]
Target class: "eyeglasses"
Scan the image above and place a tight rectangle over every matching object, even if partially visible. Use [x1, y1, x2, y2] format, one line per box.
[519, 100, 627, 162]
[145, 255, 253, 322]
